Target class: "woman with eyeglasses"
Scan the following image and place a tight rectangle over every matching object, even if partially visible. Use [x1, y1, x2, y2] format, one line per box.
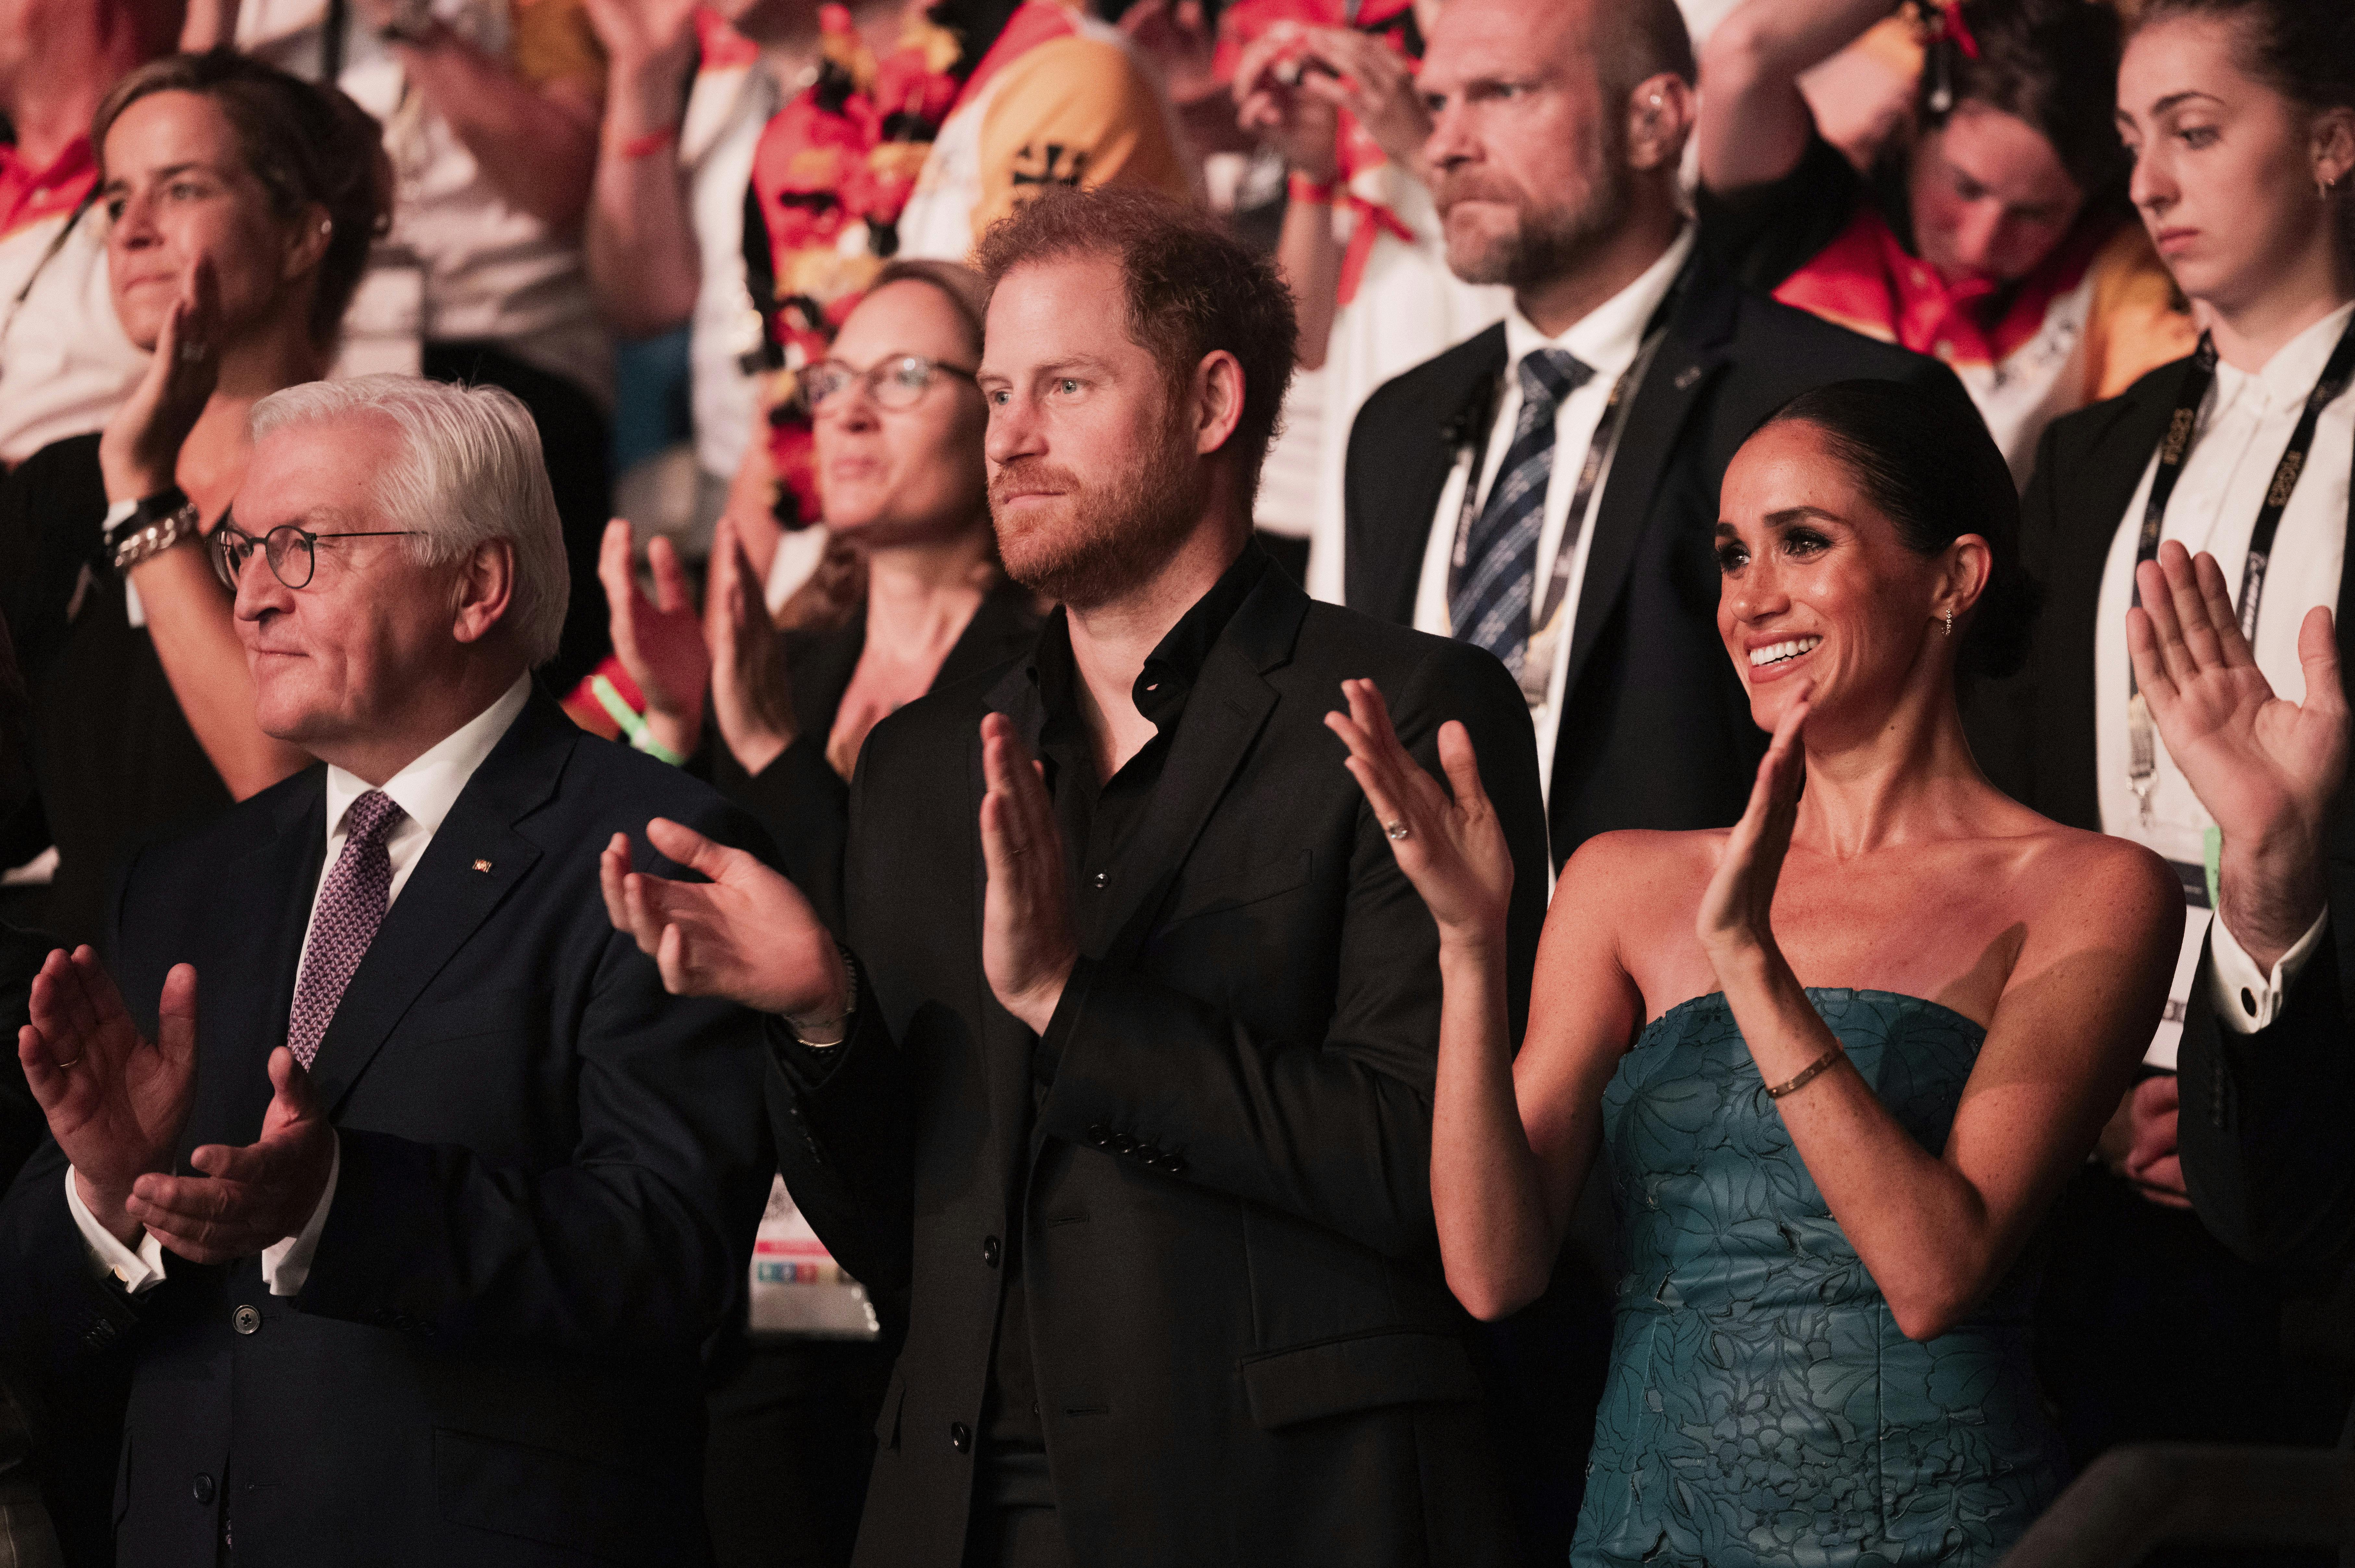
[595, 257, 1034, 1567]
[601, 259, 1039, 937]
[0, 53, 390, 947]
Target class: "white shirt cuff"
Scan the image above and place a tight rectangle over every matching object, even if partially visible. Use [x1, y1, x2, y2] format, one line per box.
[262, 1133, 340, 1298]
[66, 1167, 167, 1294]
[2208, 906, 2330, 1034]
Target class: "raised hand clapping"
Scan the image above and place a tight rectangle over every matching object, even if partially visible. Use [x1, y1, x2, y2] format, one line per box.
[2127, 539, 2349, 969]
[1697, 681, 1812, 968]
[1325, 678, 1514, 948]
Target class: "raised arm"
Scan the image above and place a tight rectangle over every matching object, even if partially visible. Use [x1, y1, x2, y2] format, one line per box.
[581, 0, 700, 337]
[1697, 0, 1897, 193]
[1699, 697, 2181, 1341]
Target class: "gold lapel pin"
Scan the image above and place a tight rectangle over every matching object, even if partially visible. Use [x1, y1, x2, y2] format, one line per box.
[472, 859, 493, 873]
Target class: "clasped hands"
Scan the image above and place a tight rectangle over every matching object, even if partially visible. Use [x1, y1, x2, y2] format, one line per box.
[602, 712, 1078, 1035]
[17, 948, 335, 1266]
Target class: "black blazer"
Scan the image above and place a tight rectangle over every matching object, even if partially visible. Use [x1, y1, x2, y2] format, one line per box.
[1970, 360, 2355, 1278]
[713, 578, 1040, 937]
[0, 691, 776, 1568]
[1343, 251, 1976, 862]
[771, 566, 1551, 1568]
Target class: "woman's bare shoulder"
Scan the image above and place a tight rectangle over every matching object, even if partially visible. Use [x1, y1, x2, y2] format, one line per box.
[1999, 813, 2182, 944]
[1560, 827, 1725, 886]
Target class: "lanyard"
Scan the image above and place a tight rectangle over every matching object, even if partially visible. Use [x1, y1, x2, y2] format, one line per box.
[2127, 318, 2355, 819]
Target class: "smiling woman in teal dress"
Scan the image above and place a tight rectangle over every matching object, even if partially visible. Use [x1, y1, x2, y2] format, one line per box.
[1329, 378, 2184, 1567]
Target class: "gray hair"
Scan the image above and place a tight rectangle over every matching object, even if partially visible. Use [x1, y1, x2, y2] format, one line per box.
[248, 375, 570, 666]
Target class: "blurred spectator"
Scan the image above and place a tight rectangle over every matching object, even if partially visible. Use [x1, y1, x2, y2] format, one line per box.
[0, 52, 386, 948]
[598, 260, 1036, 1568]
[1222, 1, 1510, 594]
[1698, 0, 2196, 480]
[1963, 0, 2355, 1484]
[0, 0, 177, 468]
[232, 0, 618, 692]
[0, 618, 61, 1568]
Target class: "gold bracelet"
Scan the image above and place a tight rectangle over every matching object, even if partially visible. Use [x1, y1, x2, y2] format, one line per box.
[1764, 1043, 1846, 1101]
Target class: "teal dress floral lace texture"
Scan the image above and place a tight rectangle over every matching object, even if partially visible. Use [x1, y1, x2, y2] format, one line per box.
[1571, 989, 2067, 1567]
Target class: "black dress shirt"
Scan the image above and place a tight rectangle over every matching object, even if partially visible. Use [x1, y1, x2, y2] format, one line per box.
[980, 545, 1269, 1503]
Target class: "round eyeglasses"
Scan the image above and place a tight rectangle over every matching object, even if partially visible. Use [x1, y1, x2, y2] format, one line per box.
[800, 353, 978, 414]
[210, 519, 426, 591]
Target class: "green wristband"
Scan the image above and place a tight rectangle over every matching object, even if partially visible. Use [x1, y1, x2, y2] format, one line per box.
[591, 674, 688, 768]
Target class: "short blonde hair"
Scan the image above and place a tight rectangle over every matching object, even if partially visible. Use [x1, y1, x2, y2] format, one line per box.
[250, 376, 570, 666]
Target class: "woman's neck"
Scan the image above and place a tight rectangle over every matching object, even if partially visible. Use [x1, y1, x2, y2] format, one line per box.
[862, 525, 997, 661]
[177, 324, 330, 516]
[2205, 242, 2355, 374]
[1788, 684, 1992, 860]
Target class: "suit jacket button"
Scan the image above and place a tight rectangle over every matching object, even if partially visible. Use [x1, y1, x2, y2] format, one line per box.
[1160, 1155, 1187, 1176]
[949, 1422, 972, 1453]
[192, 1474, 215, 1505]
[982, 1236, 1002, 1267]
[231, 1305, 261, 1335]
[1086, 1125, 1111, 1147]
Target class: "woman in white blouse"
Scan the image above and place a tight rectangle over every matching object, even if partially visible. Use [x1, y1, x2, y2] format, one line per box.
[1963, 0, 2353, 1470]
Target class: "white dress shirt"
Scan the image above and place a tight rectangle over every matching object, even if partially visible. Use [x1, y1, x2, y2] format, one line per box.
[2094, 302, 2353, 1060]
[69, 674, 535, 1295]
[1413, 226, 1694, 798]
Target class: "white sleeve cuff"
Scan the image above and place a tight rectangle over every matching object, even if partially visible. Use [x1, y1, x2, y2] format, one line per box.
[65, 1167, 167, 1295]
[261, 1133, 340, 1298]
[2208, 906, 2330, 1034]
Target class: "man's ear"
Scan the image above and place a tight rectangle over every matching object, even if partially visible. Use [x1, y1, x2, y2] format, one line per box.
[451, 538, 516, 646]
[1191, 350, 1247, 458]
[1625, 72, 1696, 174]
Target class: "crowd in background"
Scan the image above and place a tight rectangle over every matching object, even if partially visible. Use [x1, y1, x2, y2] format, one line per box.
[0, 0, 2349, 1563]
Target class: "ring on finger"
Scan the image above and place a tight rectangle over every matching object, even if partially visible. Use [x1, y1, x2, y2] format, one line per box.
[54, 1055, 81, 1069]
[1385, 821, 1411, 842]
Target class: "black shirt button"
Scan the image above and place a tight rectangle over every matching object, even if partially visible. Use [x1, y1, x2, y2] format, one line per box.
[192, 1474, 215, 1505]
[1092, 870, 1109, 890]
[982, 1236, 1002, 1267]
[231, 1305, 261, 1335]
[950, 1422, 973, 1453]
[2240, 987, 2258, 1017]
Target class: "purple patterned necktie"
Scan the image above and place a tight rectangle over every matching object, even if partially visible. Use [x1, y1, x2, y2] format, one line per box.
[288, 789, 406, 1068]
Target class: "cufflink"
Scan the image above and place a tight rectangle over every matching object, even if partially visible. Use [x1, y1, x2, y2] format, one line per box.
[473, 859, 493, 873]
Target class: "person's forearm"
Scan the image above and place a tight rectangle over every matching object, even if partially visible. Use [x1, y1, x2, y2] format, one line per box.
[1714, 943, 2014, 1341]
[587, 58, 700, 336]
[393, 29, 599, 230]
[2218, 835, 2329, 974]
[1430, 940, 1563, 1320]
[1698, 0, 1895, 191]
[129, 550, 311, 799]
[1275, 193, 1342, 372]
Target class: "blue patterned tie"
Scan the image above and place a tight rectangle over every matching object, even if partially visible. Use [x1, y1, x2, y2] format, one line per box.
[1450, 348, 1594, 678]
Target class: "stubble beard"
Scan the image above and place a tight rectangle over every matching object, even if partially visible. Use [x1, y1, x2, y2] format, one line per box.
[990, 404, 1210, 611]
[1438, 141, 1635, 293]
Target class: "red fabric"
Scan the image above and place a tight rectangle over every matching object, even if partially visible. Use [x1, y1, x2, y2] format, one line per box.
[1336, 192, 1412, 306]
[694, 7, 761, 70]
[1772, 206, 2118, 370]
[0, 135, 95, 243]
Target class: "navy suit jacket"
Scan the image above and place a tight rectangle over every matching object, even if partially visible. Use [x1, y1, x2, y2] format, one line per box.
[0, 690, 775, 1568]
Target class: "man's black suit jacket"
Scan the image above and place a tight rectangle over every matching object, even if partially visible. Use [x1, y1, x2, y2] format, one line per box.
[1964, 359, 2355, 1289]
[1343, 252, 1977, 862]
[0, 690, 776, 1568]
[770, 566, 1552, 1568]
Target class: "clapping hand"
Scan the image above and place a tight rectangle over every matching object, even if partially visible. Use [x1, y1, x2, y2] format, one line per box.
[599, 518, 709, 759]
[601, 822, 848, 1031]
[98, 256, 220, 504]
[1325, 678, 1514, 949]
[2127, 540, 2349, 970]
[124, 1046, 335, 1264]
[1697, 682, 1813, 967]
[1233, 23, 1343, 182]
[978, 714, 1077, 1034]
[19, 949, 197, 1248]
[704, 515, 799, 777]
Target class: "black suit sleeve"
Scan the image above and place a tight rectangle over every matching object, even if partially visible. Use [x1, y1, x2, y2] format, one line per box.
[1031, 642, 1548, 1264]
[291, 798, 775, 1358]
[2179, 931, 2355, 1277]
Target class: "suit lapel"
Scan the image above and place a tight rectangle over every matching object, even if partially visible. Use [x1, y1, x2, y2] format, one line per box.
[301, 694, 565, 1113]
[1097, 576, 1304, 964]
[1561, 266, 1738, 707]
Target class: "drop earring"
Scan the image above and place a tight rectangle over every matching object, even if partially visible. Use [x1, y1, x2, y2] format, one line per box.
[1943, 610, 1954, 638]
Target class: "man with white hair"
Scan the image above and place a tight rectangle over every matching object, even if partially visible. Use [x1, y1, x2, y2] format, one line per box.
[0, 375, 775, 1566]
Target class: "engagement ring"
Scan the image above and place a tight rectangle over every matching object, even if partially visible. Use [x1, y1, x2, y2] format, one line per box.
[1384, 821, 1410, 841]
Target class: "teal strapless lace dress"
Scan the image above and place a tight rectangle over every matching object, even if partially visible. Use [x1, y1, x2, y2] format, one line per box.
[1569, 989, 2067, 1567]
